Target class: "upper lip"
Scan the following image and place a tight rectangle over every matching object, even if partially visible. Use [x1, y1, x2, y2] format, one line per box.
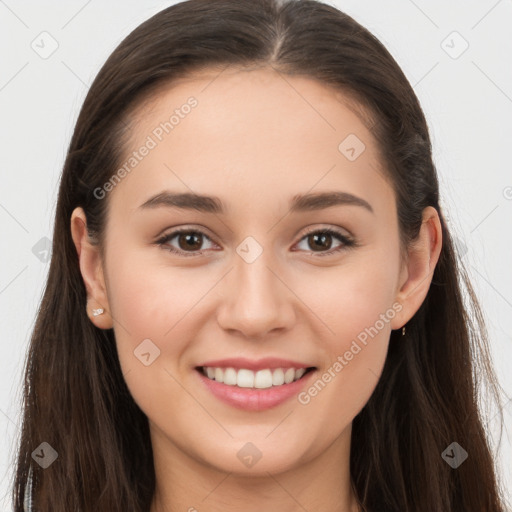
[197, 357, 315, 372]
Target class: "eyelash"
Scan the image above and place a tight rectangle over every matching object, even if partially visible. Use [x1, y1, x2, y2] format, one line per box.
[156, 226, 357, 258]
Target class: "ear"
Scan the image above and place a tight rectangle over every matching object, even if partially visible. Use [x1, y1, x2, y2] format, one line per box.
[390, 206, 443, 330]
[70, 207, 113, 329]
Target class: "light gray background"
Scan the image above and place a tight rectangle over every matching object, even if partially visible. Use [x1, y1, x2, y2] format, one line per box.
[1, 0, 511, 509]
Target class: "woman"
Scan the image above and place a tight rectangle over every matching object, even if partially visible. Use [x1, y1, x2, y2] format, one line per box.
[13, 0, 508, 510]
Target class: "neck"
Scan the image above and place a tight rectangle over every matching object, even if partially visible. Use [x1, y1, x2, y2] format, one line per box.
[149, 423, 362, 512]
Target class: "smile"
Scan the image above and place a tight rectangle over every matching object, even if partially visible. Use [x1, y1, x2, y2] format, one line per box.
[195, 365, 317, 411]
[199, 366, 315, 388]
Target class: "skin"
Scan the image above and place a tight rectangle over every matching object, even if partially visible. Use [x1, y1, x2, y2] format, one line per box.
[71, 66, 442, 512]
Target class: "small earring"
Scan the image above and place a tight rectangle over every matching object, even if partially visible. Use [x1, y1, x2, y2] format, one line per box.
[92, 308, 104, 317]
[402, 325, 406, 336]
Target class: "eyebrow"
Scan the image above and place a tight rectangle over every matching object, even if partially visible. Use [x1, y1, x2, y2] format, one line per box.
[138, 190, 374, 214]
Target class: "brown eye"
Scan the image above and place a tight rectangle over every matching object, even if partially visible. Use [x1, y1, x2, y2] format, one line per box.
[157, 227, 356, 258]
[176, 232, 203, 251]
[307, 232, 334, 251]
[157, 229, 216, 257]
[295, 228, 355, 257]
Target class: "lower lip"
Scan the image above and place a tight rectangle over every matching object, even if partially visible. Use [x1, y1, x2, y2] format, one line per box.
[196, 368, 316, 411]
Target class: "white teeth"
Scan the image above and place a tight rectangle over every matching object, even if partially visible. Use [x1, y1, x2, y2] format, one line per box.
[223, 367, 238, 386]
[237, 369, 254, 388]
[201, 366, 311, 388]
[272, 368, 285, 386]
[284, 368, 295, 384]
[295, 368, 306, 380]
[254, 369, 273, 389]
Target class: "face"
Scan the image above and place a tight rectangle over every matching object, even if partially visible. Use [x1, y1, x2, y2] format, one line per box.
[86, 67, 411, 475]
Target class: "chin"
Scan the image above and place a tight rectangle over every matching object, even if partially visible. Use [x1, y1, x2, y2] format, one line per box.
[195, 437, 310, 476]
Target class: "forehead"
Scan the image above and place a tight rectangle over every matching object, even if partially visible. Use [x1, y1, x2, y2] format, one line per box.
[108, 66, 394, 220]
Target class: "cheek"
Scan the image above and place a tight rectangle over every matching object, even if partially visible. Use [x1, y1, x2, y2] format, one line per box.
[299, 255, 399, 346]
[292, 252, 399, 414]
[107, 236, 213, 328]
[104, 248, 212, 371]
[105, 254, 208, 417]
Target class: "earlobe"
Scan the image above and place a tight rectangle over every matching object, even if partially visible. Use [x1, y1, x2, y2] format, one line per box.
[390, 206, 443, 330]
[70, 207, 113, 329]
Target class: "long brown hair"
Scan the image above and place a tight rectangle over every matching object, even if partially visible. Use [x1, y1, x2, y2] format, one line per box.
[12, 0, 509, 510]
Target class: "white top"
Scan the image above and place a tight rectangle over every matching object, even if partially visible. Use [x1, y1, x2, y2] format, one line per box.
[23, 465, 34, 512]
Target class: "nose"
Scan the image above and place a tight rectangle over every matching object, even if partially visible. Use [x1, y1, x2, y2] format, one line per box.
[216, 252, 296, 340]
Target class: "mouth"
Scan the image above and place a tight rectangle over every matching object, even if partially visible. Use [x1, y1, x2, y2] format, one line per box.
[195, 365, 317, 389]
[194, 364, 318, 411]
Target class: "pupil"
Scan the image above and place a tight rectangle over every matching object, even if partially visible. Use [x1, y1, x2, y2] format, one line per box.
[180, 233, 201, 250]
[310, 233, 331, 251]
